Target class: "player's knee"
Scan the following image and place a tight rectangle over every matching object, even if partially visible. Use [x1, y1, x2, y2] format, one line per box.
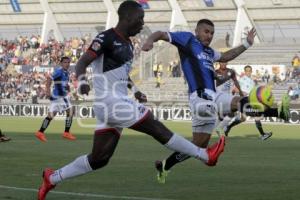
[46, 116, 53, 121]
[66, 109, 74, 117]
[66, 113, 73, 118]
[255, 120, 262, 127]
[90, 159, 110, 170]
[48, 112, 56, 119]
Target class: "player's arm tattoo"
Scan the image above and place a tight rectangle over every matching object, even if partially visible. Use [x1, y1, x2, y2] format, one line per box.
[218, 45, 246, 62]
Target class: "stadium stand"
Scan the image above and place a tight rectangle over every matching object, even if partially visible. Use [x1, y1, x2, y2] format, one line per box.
[1, 0, 300, 106]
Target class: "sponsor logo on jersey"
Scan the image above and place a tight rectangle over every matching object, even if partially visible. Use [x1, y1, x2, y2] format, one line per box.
[91, 41, 101, 51]
[197, 52, 214, 63]
[113, 41, 122, 46]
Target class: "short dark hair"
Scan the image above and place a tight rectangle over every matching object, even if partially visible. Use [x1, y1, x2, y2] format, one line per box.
[244, 65, 252, 71]
[118, 0, 142, 18]
[60, 56, 70, 63]
[197, 19, 214, 27]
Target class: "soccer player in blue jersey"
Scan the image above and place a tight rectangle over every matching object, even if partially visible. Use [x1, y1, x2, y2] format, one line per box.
[35, 56, 76, 142]
[142, 19, 290, 183]
[37, 2, 226, 199]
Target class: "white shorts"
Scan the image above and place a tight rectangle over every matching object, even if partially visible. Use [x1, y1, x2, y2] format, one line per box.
[215, 91, 235, 117]
[93, 95, 149, 134]
[49, 97, 72, 113]
[189, 89, 234, 134]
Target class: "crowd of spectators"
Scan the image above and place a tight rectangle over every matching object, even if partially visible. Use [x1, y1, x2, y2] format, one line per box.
[0, 70, 84, 103]
[0, 34, 93, 69]
[1, 34, 299, 102]
[0, 33, 144, 70]
[0, 70, 47, 102]
[0, 34, 143, 103]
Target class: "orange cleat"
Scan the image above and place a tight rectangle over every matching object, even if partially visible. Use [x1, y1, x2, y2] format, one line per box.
[62, 132, 76, 140]
[35, 131, 47, 142]
[38, 168, 56, 200]
[206, 135, 225, 166]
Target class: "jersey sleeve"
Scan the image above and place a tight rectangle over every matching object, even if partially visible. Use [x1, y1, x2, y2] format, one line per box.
[87, 31, 110, 58]
[168, 32, 194, 49]
[212, 49, 221, 61]
[51, 68, 61, 80]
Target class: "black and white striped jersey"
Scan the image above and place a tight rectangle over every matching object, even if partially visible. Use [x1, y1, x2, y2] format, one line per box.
[87, 28, 134, 97]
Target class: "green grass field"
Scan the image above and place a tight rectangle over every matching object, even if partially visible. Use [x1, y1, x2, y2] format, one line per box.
[1, 117, 300, 200]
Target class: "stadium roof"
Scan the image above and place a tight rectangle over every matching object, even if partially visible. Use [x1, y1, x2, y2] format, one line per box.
[0, 0, 300, 42]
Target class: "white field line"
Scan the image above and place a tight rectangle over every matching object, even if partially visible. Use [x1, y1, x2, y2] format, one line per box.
[0, 185, 175, 200]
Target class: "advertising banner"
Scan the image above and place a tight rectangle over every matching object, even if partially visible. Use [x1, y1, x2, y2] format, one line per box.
[1, 103, 299, 124]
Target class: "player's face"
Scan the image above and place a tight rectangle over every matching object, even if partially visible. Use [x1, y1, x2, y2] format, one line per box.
[244, 67, 252, 77]
[195, 23, 214, 47]
[61, 59, 71, 70]
[127, 8, 144, 36]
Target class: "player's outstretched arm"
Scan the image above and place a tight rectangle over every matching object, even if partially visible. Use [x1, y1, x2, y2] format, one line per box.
[75, 52, 95, 95]
[142, 31, 169, 51]
[218, 28, 256, 62]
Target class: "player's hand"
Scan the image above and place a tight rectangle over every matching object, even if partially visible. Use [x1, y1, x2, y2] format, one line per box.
[246, 28, 256, 46]
[142, 41, 154, 51]
[134, 91, 147, 103]
[78, 80, 90, 96]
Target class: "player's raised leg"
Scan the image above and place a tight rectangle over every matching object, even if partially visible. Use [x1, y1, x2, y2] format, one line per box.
[38, 129, 120, 200]
[130, 111, 225, 183]
[131, 111, 225, 165]
[148, 91, 228, 183]
[154, 131, 213, 183]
